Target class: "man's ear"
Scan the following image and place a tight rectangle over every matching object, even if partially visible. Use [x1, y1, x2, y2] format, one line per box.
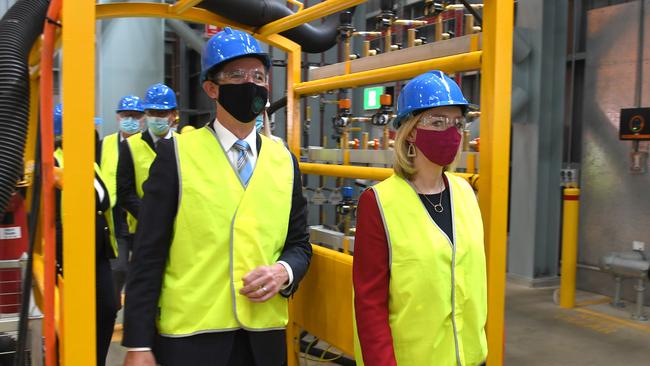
[202, 80, 219, 100]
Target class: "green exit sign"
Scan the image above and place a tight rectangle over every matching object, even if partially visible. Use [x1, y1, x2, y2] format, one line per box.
[363, 86, 384, 110]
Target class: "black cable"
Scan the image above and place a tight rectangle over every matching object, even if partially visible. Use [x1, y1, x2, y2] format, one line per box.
[459, 0, 482, 26]
[267, 96, 288, 116]
[14, 128, 41, 366]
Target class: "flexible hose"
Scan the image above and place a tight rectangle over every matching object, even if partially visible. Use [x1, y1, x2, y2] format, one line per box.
[0, 0, 50, 221]
[199, 0, 353, 53]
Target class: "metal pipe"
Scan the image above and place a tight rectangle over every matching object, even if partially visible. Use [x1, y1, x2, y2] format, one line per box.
[632, 279, 648, 321]
[435, 16, 443, 41]
[407, 28, 416, 47]
[384, 26, 392, 53]
[170, 0, 202, 14]
[294, 51, 482, 95]
[361, 132, 369, 149]
[257, 0, 365, 37]
[166, 19, 205, 54]
[560, 188, 580, 309]
[300, 162, 478, 183]
[464, 14, 475, 35]
[362, 40, 370, 57]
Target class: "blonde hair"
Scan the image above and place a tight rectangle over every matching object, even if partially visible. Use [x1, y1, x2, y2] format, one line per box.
[392, 112, 463, 180]
[393, 114, 420, 180]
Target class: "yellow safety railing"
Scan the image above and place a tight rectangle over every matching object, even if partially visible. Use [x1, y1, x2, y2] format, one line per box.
[289, 245, 355, 358]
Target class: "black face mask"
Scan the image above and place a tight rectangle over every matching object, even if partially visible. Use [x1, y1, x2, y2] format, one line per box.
[217, 82, 268, 123]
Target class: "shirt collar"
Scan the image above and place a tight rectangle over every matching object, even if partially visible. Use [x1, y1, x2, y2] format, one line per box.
[147, 129, 172, 144]
[213, 118, 258, 158]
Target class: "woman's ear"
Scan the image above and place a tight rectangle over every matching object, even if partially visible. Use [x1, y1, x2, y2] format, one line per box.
[407, 128, 417, 143]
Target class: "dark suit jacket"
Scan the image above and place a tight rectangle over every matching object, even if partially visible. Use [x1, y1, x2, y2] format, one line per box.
[122, 124, 311, 364]
[116, 131, 156, 219]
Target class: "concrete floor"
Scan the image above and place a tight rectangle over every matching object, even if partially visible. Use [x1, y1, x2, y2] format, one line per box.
[107, 281, 650, 365]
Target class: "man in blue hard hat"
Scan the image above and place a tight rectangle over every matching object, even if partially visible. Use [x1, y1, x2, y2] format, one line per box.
[101, 95, 145, 306]
[116, 84, 177, 239]
[123, 27, 311, 366]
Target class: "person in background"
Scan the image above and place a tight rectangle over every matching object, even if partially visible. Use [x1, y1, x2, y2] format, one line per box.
[101, 95, 145, 307]
[52, 104, 119, 366]
[353, 70, 488, 366]
[122, 27, 311, 366]
[117, 84, 177, 237]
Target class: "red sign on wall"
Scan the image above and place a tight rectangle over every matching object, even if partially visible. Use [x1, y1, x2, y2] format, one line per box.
[204, 25, 221, 37]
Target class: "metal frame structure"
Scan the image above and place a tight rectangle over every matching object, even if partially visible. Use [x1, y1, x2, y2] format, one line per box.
[29, 1, 513, 364]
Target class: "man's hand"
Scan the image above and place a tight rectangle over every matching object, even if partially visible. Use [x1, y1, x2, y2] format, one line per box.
[239, 263, 289, 303]
[123, 350, 156, 366]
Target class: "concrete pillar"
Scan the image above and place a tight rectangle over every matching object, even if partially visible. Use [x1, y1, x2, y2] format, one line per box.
[96, 0, 165, 137]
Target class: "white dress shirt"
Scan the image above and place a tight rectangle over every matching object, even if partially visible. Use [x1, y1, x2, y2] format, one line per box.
[148, 128, 173, 145]
[212, 119, 294, 288]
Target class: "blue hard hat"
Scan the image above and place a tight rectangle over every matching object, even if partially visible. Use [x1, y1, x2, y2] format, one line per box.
[54, 103, 63, 136]
[201, 27, 270, 81]
[342, 186, 354, 200]
[393, 70, 469, 129]
[94, 117, 103, 126]
[116, 95, 145, 113]
[143, 83, 177, 110]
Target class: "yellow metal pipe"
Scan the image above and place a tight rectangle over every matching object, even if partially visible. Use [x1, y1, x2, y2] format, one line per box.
[560, 188, 580, 309]
[299, 162, 477, 184]
[95, 3, 300, 53]
[286, 0, 304, 12]
[169, 0, 202, 14]
[294, 51, 481, 95]
[464, 14, 475, 36]
[62, 0, 96, 363]
[466, 153, 476, 174]
[256, 0, 366, 37]
[286, 46, 302, 156]
[300, 163, 393, 180]
[344, 38, 351, 74]
[478, 1, 514, 366]
[23, 72, 40, 211]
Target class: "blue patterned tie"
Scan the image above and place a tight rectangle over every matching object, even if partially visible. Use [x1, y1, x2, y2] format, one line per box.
[233, 140, 253, 185]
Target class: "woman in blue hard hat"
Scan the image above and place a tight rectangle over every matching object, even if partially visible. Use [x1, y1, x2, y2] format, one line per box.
[122, 27, 311, 366]
[353, 70, 487, 366]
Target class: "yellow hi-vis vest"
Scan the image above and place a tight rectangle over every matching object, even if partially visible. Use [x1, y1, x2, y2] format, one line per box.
[125, 132, 156, 233]
[100, 133, 119, 208]
[52, 148, 118, 257]
[355, 173, 488, 366]
[157, 127, 293, 336]
[125, 131, 178, 233]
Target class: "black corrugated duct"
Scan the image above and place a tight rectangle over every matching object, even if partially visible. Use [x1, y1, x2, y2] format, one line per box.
[198, 0, 350, 53]
[0, 0, 50, 220]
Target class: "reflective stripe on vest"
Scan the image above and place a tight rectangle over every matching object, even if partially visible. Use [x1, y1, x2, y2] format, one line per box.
[94, 163, 118, 258]
[125, 133, 155, 233]
[54, 147, 64, 168]
[100, 133, 119, 208]
[355, 173, 487, 366]
[157, 127, 293, 336]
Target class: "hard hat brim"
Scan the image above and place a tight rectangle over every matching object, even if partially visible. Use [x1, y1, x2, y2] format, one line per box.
[144, 104, 177, 111]
[201, 53, 271, 82]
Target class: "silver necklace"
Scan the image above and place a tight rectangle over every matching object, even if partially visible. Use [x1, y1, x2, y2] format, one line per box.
[415, 179, 445, 213]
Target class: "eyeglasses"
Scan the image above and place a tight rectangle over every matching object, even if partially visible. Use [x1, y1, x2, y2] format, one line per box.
[418, 114, 467, 131]
[216, 69, 268, 86]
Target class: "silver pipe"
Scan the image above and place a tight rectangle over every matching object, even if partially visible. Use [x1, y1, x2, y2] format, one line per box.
[576, 262, 602, 272]
[166, 19, 205, 54]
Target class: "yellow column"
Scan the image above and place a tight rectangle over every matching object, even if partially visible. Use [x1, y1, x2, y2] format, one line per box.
[560, 188, 580, 309]
[478, 1, 514, 366]
[286, 45, 302, 156]
[62, 1, 96, 364]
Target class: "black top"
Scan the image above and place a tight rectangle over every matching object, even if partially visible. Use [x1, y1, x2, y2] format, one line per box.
[122, 124, 312, 348]
[418, 181, 453, 245]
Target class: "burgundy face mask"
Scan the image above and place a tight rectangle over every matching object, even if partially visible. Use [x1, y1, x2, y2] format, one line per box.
[414, 127, 462, 166]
